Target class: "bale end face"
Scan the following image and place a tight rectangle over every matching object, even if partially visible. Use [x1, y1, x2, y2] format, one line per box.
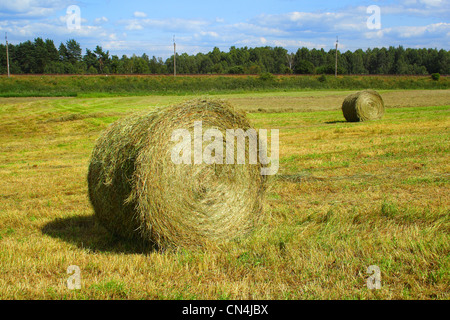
[342, 89, 385, 122]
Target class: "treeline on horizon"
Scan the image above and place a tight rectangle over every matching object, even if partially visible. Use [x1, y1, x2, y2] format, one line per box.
[0, 38, 449, 76]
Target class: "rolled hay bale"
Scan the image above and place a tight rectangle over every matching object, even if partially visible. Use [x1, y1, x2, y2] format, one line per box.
[87, 98, 267, 249]
[341, 89, 385, 122]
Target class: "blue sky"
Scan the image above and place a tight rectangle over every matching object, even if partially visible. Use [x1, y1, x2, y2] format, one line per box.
[0, 0, 448, 58]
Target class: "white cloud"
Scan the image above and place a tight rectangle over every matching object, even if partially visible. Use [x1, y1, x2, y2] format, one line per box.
[227, 22, 288, 37]
[271, 39, 326, 49]
[363, 21, 450, 50]
[199, 31, 219, 37]
[125, 20, 143, 30]
[384, 0, 450, 17]
[364, 30, 386, 39]
[0, 0, 34, 12]
[0, 0, 71, 18]
[419, 0, 444, 6]
[401, 0, 447, 6]
[388, 22, 449, 38]
[1, 20, 102, 39]
[251, 9, 368, 36]
[94, 16, 108, 24]
[133, 11, 147, 18]
[123, 18, 209, 33]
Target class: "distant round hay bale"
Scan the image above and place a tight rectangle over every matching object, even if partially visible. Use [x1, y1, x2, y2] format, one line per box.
[87, 98, 267, 249]
[341, 90, 385, 122]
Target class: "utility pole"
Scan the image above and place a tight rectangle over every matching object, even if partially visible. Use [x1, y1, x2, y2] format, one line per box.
[335, 36, 338, 78]
[286, 52, 294, 72]
[5, 32, 10, 78]
[173, 35, 176, 77]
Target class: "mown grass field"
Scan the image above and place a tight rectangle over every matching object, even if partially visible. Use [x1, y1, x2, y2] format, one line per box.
[0, 89, 449, 299]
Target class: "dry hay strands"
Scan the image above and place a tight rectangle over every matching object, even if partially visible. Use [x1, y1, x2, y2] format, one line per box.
[341, 89, 385, 122]
[88, 98, 268, 249]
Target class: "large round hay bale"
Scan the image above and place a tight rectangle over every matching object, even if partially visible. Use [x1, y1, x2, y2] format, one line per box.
[341, 90, 385, 122]
[87, 98, 267, 249]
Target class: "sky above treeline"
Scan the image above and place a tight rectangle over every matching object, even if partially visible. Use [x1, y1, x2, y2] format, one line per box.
[0, 0, 448, 58]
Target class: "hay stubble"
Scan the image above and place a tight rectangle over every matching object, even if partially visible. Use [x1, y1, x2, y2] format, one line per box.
[0, 91, 448, 300]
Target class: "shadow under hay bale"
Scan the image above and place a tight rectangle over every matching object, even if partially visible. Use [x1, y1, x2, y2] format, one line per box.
[341, 89, 385, 122]
[41, 215, 157, 254]
[87, 98, 268, 249]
